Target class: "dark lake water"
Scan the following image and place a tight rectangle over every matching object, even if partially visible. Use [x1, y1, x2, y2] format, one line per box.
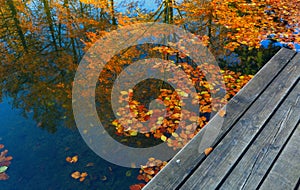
[0, 98, 140, 190]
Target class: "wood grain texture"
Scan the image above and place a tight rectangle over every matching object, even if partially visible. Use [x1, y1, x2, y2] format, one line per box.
[143, 49, 297, 190]
[179, 51, 299, 189]
[260, 123, 300, 190]
[220, 81, 300, 189]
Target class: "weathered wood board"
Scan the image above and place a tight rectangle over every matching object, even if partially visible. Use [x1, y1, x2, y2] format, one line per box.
[143, 48, 299, 190]
[259, 123, 300, 190]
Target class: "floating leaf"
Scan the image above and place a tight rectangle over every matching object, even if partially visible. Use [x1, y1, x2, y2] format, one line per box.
[71, 155, 78, 163]
[66, 157, 72, 163]
[5, 156, 13, 161]
[86, 162, 94, 167]
[0, 166, 8, 173]
[80, 172, 88, 178]
[160, 135, 167, 142]
[66, 155, 78, 163]
[71, 171, 81, 179]
[129, 130, 138, 136]
[143, 167, 155, 175]
[79, 177, 85, 182]
[0, 172, 8, 180]
[129, 183, 145, 190]
[120, 91, 128, 95]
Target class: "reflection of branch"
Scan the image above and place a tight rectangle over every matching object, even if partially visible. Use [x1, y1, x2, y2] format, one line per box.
[109, 0, 117, 26]
[148, 1, 164, 21]
[173, 0, 187, 31]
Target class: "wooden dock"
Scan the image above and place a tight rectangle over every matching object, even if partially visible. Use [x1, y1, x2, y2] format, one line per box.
[143, 48, 300, 190]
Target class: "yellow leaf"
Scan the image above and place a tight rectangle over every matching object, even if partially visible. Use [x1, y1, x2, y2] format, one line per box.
[129, 130, 138, 136]
[71, 171, 81, 179]
[189, 116, 198, 122]
[120, 91, 128, 95]
[71, 155, 78, 163]
[161, 135, 167, 142]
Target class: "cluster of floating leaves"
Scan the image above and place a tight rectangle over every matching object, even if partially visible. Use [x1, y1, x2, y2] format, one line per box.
[129, 183, 146, 190]
[71, 171, 88, 182]
[112, 59, 253, 151]
[94, 45, 254, 188]
[131, 147, 214, 187]
[113, 88, 183, 138]
[131, 147, 213, 188]
[120, 55, 253, 188]
[128, 69, 253, 186]
[65, 154, 110, 183]
[66, 155, 89, 182]
[66, 155, 78, 163]
[221, 70, 253, 100]
[0, 144, 13, 180]
[138, 157, 168, 183]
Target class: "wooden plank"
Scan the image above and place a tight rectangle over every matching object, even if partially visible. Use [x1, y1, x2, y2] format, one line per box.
[143, 48, 296, 190]
[179, 52, 300, 189]
[260, 123, 300, 189]
[219, 81, 300, 189]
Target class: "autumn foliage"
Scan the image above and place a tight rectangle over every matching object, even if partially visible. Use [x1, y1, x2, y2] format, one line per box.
[0, 0, 298, 189]
[181, 0, 300, 51]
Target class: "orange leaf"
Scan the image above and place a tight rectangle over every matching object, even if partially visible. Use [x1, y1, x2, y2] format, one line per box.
[66, 157, 72, 163]
[79, 177, 85, 182]
[219, 110, 226, 117]
[71, 155, 78, 163]
[130, 183, 145, 190]
[5, 156, 13, 161]
[204, 147, 213, 156]
[80, 172, 88, 178]
[71, 171, 81, 179]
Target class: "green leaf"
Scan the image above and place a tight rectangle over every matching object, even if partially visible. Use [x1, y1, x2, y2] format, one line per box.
[129, 130, 138, 136]
[0, 166, 8, 173]
[161, 135, 167, 142]
[126, 170, 132, 177]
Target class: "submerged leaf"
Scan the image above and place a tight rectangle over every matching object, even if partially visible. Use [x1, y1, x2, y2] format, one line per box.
[126, 170, 132, 177]
[101, 175, 107, 181]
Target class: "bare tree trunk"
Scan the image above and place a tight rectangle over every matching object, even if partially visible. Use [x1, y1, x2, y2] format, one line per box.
[163, 0, 174, 24]
[64, 0, 78, 62]
[109, 0, 117, 26]
[42, 0, 58, 51]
